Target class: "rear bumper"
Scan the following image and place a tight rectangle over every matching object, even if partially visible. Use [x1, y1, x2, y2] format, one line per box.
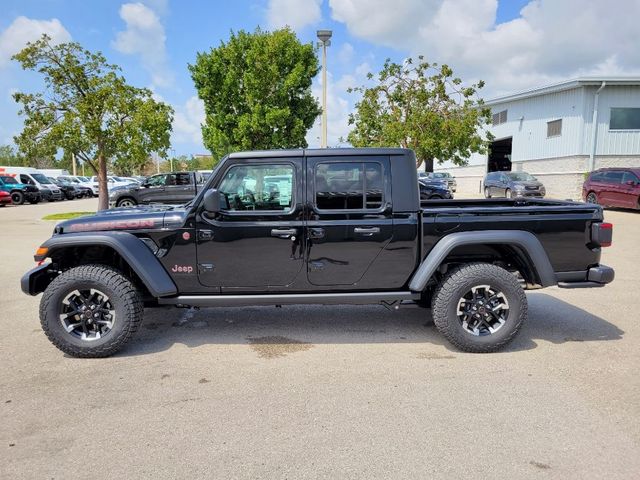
[557, 265, 615, 289]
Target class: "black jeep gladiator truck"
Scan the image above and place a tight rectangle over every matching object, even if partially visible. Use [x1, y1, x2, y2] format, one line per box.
[22, 148, 614, 357]
[109, 171, 206, 208]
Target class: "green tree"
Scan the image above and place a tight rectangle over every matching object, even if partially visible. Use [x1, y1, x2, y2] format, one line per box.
[12, 35, 174, 210]
[189, 28, 321, 159]
[347, 57, 492, 171]
[0, 144, 22, 166]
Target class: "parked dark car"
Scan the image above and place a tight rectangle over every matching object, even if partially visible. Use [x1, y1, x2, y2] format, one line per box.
[583, 168, 640, 210]
[421, 172, 457, 192]
[484, 171, 545, 199]
[23, 148, 614, 358]
[48, 177, 81, 200]
[109, 171, 205, 207]
[0, 175, 41, 205]
[0, 190, 11, 206]
[419, 179, 452, 200]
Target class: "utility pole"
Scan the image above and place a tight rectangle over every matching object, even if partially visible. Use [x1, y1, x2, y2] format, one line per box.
[317, 30, 332, 148]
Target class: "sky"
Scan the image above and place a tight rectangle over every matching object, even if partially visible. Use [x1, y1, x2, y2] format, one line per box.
[1, 0, 639, 157]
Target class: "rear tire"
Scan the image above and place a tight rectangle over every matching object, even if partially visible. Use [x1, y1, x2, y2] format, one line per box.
[11, 191, 24, 205]
[39, 265, 143, 358]
[431, 263, 527, 353]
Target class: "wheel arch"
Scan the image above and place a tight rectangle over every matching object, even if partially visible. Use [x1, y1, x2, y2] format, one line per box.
[28, 232, 177, 298]
[409, 230, 557, 292]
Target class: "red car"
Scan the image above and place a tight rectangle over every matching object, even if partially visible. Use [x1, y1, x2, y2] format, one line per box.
[583, 168, 640, 210]
[0, 190, 11, 206]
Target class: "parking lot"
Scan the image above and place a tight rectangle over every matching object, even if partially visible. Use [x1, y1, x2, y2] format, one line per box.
[1, 198, 639, 479]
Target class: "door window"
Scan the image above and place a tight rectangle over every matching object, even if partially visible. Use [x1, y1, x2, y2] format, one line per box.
[20, 174, 34, 185]
[147, 175, 166, 186]
[315, 162, 384, 210]
[622, 171, 639, 185]
[603, 171, 624, 184]
[175, 173, 191, 185]
[218, 164, 294, 211]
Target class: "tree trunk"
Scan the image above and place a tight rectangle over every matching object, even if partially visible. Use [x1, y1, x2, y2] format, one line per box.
[423, 157, 434, 173]
[97, 152, 109, 211]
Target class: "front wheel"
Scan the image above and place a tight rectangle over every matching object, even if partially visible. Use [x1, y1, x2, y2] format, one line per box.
[11, 191, 24, 205]
[586, 192, 598, 204]
[431, 263, 527, 353]
[116, 197, 138, 208]
[484, 187, 491, 198]
[39, 265, 143, 358]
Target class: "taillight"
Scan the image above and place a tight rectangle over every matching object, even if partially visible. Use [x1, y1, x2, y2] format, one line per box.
[591, 222, 613, 247]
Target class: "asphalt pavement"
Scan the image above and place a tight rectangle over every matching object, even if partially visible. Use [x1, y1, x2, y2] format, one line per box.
[1, 198, 639, 479]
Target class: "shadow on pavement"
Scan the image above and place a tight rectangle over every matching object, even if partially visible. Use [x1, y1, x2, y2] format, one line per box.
[116, 292, 623, 357]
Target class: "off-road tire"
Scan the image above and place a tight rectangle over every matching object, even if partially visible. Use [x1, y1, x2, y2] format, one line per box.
[11, 191, 24, 205]
[431, 263, 527, 353]
[40, 265, 143, 358]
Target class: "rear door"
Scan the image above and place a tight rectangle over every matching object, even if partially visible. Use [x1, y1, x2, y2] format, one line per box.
[162, 173, 194, 203]
[305, 155, 393, 286]
[601, 171, 624, 205]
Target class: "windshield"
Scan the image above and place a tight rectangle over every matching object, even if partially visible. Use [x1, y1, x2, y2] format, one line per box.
[32, 173, 51, 184]
[506, 172, 537, 182]
[0, 175, 17, 184]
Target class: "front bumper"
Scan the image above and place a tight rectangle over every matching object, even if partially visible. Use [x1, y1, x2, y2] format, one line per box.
[21, 263, 55, 296]
[557, 265, 615, 289]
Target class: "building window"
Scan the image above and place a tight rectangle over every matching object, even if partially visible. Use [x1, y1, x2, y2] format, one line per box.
[610, 108, 640, 130]
[492, 110, 507, 125]
[547, 119, 562, 137]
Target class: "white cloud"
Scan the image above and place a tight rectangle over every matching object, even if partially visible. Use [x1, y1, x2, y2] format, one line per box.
[337, 42, 354, 64]
[173, 95, 206, 145]
[266, 0, 322, 30]
[329, 0, 640, 96]
[113, 2, 173, 88]
[0, 16, 71, 67]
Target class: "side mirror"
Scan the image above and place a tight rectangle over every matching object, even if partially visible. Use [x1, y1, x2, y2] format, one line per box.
[203, 189, 223, 213]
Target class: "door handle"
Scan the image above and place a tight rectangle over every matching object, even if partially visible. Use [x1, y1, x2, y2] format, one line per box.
[271, 228, 297, 238]
[354, 227, 380, 235]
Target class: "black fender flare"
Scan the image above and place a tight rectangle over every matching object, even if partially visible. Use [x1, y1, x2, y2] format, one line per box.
[36, 232, 177, 297]
[408, 230, 557, 292]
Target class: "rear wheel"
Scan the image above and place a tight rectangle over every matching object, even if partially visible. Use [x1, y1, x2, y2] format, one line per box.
[484, 187, 491, 198]
[431, 263, 527, 353]
[11, 191, 24, 205]
[586, 192, 598, 204]
[39, 265, 143, 358]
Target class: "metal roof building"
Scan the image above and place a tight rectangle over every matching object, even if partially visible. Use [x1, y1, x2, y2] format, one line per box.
[436, 77, 640, 199]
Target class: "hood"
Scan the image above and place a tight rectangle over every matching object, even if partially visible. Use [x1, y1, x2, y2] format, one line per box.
[512, 180, 544, 188]
[55, 204, 188, 234]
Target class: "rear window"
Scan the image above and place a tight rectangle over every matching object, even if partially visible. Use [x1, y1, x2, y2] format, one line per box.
[315, 162, 384, 210]
[603, 171, 624, 184]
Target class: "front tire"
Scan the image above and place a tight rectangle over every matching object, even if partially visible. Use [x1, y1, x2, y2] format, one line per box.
[484, 187, 491, 198]
[11, 191, 24, 205]
[39, 265, 143, 358]
[431, 263, 527, 353]
[116, 197, 138, 208]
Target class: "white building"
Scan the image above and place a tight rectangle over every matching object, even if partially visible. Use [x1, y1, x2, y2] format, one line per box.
[436, 77, 640, 199]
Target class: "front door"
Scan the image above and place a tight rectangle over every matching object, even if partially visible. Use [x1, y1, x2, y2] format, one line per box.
[138, 174, 167, 203]
[196, 157, 304, 290]
[305, 156, 393, 287]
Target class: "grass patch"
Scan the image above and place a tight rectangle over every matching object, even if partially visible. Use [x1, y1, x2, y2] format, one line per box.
[42, 211, 95, 221]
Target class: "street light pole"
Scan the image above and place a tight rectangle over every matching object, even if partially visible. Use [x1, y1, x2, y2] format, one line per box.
[317, 30, 332, 148]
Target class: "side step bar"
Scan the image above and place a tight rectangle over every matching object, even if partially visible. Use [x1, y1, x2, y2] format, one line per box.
[158, 291, 419, 308]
